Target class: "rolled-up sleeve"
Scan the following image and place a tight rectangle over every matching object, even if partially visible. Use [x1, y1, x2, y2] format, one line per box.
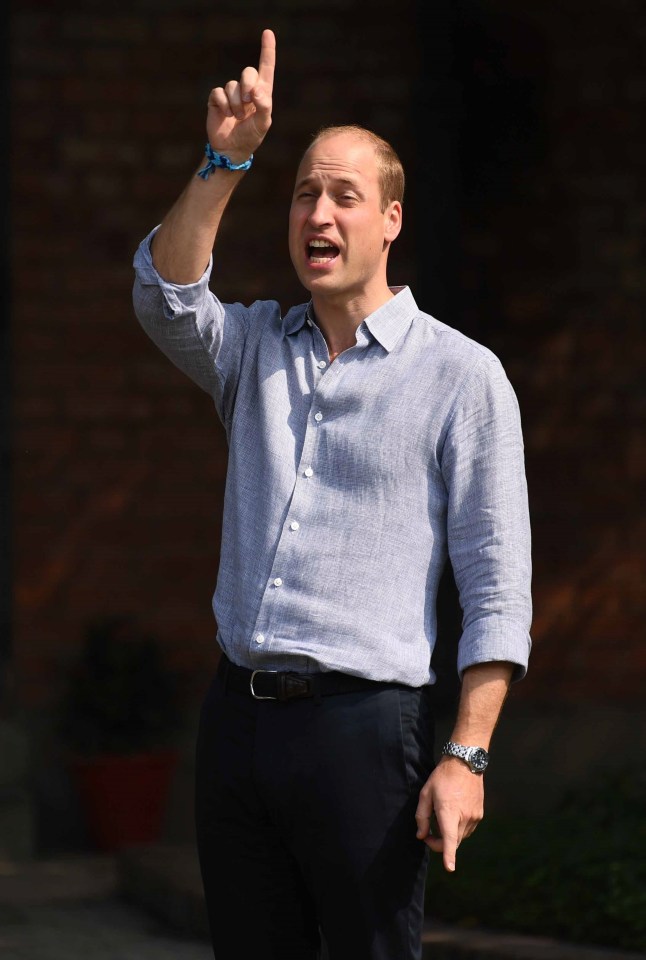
[132, 228, 251, 425]
[441, 356, 532, 680]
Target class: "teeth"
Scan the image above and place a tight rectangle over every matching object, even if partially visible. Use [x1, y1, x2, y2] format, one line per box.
[309, 239, 336, 248]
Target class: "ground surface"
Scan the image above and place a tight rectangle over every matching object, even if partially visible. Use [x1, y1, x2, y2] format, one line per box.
[0, 898, 213, 960]
[1, 851, 644, 960]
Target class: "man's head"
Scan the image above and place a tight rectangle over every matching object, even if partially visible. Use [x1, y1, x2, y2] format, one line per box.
[288, 126, 404, 308]
[308, 125, 405, 212]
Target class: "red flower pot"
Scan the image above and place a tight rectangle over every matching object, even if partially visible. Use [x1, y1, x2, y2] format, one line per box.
[69, 749, 179, 852]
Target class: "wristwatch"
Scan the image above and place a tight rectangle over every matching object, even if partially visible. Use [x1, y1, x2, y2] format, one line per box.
[441, 741, 489, 774]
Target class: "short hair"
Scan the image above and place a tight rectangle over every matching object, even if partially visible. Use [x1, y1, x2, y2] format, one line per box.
[307, 125, 405, 211]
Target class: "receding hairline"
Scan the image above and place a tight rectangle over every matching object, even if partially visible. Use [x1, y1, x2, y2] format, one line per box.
[303, 124, 405, 208]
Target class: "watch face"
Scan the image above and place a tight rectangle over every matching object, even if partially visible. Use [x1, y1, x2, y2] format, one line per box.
[469, 748, 489, 772]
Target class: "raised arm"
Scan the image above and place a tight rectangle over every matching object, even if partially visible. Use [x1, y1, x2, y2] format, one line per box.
[151, 29, 276, 284]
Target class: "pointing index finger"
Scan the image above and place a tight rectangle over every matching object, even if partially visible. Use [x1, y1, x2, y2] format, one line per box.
[258, 28, 276, 89]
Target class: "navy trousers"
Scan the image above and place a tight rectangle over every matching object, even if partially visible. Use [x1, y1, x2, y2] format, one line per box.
[195, 656, 434, 960]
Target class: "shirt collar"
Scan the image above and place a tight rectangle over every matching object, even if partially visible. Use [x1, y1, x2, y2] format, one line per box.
[283, 304, 311, 336]
[283, 286, 418, 352]
[363, 286, 418, 352]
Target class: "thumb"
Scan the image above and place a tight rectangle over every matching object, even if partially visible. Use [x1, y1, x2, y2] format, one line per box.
[250, 82, 272, 130]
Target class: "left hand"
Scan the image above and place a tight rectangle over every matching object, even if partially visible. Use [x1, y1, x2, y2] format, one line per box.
[415, 757, 484, 872]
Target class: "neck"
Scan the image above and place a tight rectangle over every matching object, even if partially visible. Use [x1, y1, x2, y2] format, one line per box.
[312, 285, 394, 361]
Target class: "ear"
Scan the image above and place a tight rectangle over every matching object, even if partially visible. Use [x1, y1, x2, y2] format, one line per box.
[384, 201, 402, 244]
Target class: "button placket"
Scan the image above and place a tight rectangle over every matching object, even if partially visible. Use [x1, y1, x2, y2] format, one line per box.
[251, 340, 342, 649]
[251, 446, 315, 647]
[247, 322, 378, 667]
[310, 324, 330, 371]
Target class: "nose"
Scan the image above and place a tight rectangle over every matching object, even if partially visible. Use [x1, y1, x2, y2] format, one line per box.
[308, 195, 334, 228]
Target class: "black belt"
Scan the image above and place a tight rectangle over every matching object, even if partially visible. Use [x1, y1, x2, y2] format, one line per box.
[222, 655, 402, 702]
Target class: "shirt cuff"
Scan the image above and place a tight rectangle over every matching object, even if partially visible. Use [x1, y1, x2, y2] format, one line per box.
[132, 226, 214, 311]
[457, 617, 532, 681]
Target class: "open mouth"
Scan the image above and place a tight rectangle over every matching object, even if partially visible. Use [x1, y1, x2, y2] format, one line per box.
[307, 239, 340, 264]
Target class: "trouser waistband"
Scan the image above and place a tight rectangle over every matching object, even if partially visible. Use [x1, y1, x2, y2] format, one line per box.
[221, 653, 410, 701]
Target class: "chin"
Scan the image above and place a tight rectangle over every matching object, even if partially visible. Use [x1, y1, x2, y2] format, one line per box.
[294, 267, 331, 295]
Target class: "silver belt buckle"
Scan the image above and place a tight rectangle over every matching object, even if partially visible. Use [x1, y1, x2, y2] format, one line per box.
[250, 669, 278, 700]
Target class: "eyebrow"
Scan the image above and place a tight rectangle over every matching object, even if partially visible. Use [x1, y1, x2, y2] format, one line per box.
[295, 175, 363, 192]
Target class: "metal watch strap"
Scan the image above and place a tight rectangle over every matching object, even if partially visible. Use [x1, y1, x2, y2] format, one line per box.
[442, 741, 470, 762]
[441, 740, 489, 773]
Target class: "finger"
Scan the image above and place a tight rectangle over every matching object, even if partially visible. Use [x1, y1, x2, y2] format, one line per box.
[209, 86, 233, 118]
[258, 28, 276, 89]
[240, 66, 259, 103]
[433, 807, 459, 872]
[440, 828, 458, 873]
[415, 791, 433, 840]
[250, 82, 272, 129]
[225, 79, 246, 120]
[425, 834, 444, 854]
[415, 812, 432, 840]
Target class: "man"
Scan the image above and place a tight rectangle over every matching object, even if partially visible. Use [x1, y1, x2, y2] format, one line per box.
[132, 28, 531, 960]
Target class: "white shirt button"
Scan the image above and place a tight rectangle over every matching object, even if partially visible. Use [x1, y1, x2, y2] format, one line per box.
[317, 360, 327, 369]
[314, 411, 323, 422]
[255, 633, 265, 645]
[290, 521, 300, 531]
[304, 467, 314, 477]
[273, 577, 283, 587]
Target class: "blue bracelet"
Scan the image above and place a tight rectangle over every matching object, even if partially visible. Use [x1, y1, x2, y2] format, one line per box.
[197, 143, 254, 179]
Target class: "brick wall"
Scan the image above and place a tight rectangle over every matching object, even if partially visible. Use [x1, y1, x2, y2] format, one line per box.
[451, 0, 645, 705]
[10, 0, 644, 722]
[10, 0, 420, 712]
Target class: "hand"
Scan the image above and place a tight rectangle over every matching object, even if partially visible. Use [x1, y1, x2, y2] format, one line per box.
[415, 757, 484, 872]
[206, 29, 276, 162]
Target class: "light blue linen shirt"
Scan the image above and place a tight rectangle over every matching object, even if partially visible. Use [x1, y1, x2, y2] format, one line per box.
[133, 230, 532, 687]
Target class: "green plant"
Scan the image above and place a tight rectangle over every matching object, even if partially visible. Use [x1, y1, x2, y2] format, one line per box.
[425, 768, 646, 951]
[60, 616, 180, 756]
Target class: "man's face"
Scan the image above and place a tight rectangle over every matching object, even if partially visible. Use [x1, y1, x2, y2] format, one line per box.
[288, 133, 401, 303]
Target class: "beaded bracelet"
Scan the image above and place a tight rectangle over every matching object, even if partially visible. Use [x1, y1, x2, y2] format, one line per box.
[197, 143, 254, 179]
